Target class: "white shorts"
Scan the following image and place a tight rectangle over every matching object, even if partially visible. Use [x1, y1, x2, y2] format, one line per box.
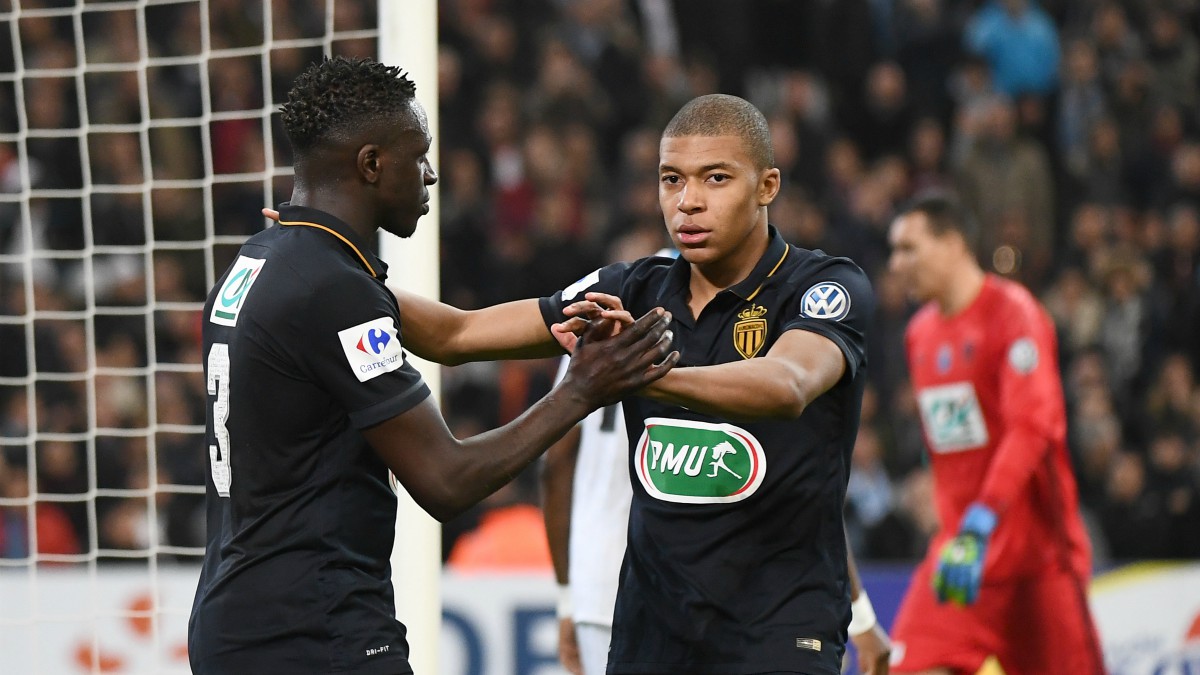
[575, 621, 612, 675]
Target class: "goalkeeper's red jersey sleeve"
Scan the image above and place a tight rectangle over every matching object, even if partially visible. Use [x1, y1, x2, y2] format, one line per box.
[906, 275, 1091, 581]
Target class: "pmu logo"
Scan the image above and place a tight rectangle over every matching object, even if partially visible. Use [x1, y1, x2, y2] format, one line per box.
[635, 417, 766, 504]
[801, 281, 850, 321]
[357, 328, 392, 355]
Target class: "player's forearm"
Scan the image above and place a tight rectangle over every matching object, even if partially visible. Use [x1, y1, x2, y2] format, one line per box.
[642, 359, 813, 421]
[424, 390, 593, 521]
[540, 425, 580, 585]
[977, 425, 1052, 515]
[845, 529, 864, 599]
[394, 291, 560, 365]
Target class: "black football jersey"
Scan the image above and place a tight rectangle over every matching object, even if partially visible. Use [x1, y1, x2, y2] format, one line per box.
[540, 227, 874, 674]
[189, 205, 429, 675]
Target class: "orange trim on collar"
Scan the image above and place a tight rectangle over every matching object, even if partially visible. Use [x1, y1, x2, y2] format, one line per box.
[746, 245, 789, 301]
[278, 219, 377, 278]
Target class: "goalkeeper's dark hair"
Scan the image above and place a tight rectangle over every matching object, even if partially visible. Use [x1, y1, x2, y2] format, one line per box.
[662, 94, 774, 170]
[281, 57, 417, 156]
[896, 190, 980, 245]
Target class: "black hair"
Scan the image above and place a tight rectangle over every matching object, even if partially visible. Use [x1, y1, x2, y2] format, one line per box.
[662, 94, 774, 170]
[896, 190, 979, 243]
[280, 57, 417, 156]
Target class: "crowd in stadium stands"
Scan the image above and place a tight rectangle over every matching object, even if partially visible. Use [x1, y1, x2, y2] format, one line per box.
[2, 0, 1200, 567]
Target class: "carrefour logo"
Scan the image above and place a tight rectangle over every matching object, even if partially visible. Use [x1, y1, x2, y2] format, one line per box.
[337, 317, 405, 383]
[801, 281, 850, 321]
[357, 328, 392, 355]
[635, 417, 766, 504]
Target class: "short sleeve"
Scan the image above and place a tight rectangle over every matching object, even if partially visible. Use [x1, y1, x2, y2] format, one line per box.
[538, 261, 639, 332]
[299, 275, 430, 429]
[780, 258, 875, 379]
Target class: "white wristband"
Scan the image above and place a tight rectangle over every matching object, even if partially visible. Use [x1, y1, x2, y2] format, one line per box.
[848, 592, 877, 636]
[556, 584, 572, 620]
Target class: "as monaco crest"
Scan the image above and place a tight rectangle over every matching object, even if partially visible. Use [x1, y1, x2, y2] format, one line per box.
[733, 304, 768, 359]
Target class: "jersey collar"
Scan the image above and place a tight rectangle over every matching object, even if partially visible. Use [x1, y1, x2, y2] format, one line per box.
[658, 225, 789, 306]
[727, 225, 789, 301]
[275, 203, 389, 280]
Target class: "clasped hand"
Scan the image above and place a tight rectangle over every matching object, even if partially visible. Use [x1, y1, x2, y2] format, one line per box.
[551, 292, 639, 353]
[560, 307, 678, 408]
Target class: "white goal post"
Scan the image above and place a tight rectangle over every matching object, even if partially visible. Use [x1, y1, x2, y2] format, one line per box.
[0, 1, 440, 672]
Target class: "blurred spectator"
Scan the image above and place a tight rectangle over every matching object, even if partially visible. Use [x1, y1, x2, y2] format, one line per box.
[907, 116, 953, 196]
[894, 0, 965, 122]
[1099, 453, 1171, 558]
[1144, 6, 1200, 115]
[1097, 257, 1151, 407]
[845, 61, 916, 162]
[964, 0, 1061, 98]
[1057, 38, 1109, 181]
[1042, 265, 1104, 352]
[1091, 2, 1144, 92]
[955, 94, 1055, 285]
[0, 449, 80, 559]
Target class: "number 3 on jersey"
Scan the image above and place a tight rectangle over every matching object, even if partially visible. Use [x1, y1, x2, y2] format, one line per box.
[207, 343, 232, 497]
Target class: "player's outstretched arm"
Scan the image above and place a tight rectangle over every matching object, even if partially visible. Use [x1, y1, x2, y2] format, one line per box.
[563, 292, 849, 421]
[637, 328, 845, 421]
[363, 309, 678, 522]
[392, 289, 563, 365]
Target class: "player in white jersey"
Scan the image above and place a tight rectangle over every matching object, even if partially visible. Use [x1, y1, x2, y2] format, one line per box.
[542, 249, 679, 675]
[543, 356, 631, 675]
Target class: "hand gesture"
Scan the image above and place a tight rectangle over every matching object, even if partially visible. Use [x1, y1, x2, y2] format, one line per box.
[552, 292, 634, 353]
[560, 308, 677, 409]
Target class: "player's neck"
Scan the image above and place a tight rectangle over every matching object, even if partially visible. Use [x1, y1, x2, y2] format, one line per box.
[686, 225, 768, 318]
[936, 263, 987, 317]
[289, 186, 376, 241]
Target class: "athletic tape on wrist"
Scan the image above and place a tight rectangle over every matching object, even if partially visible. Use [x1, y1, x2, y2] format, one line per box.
[848, 592, 878, 636]
[556, 584, 572, 620]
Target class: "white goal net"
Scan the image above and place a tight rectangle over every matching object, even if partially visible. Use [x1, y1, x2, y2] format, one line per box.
[0, 1, 380, 672]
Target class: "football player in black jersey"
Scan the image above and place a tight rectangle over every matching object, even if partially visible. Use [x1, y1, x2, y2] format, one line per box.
[264, 92, 886, 675]
[189, 57, 677, 675]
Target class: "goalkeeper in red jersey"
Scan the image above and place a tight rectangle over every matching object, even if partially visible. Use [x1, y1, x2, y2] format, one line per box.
[885, 193, 1105, 675]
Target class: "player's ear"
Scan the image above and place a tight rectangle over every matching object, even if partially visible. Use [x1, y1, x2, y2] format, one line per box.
[758, 167, 781, 206]
[357, 144, 382, 184]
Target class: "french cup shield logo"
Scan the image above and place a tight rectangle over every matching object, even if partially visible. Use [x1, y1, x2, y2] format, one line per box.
[210, 256, 266, 326]
[635, 417, 766, 504]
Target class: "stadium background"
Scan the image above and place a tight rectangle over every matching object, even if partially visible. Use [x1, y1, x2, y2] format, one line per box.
[1, 0, 1199, 672]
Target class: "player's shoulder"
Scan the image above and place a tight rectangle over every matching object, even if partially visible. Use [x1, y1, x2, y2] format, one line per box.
[224, 228, 384, 316]
[777, 246, 871, 292]
[777, 245, 874, 314]
[905, 302, 941, 339]
[986, 275, 1052, 326]
[782, 245, 867, 276]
